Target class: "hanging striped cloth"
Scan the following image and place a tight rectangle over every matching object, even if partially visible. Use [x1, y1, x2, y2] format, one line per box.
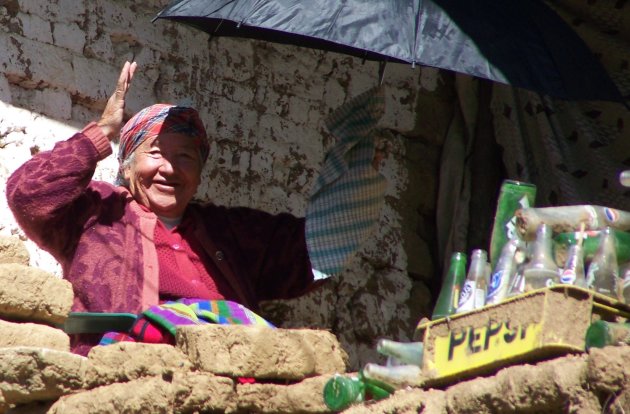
[306, 86, 387, 277]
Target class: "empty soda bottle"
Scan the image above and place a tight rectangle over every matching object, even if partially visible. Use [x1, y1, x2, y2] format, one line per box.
[622, 264, 630, 304]
[506, 246, 528, 297]
[322, 372, 390, 411]
[522, 223, 560, 290]
[456, 249, 488, 312]
[486, 239, 521, 305]
[561, 243, 586, 286]
[586, 227, 621, 300]
[362, 363, 423, 390]
[431, 252, 467, 320]
[585, 320, 630, 350]
[376, 339, 424, 367]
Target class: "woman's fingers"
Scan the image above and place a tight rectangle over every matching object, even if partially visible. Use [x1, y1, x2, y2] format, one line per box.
[97, 61, 137, 141]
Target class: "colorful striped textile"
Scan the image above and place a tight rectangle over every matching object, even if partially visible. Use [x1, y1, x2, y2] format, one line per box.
[306, 86, 387, 277]
[99, 299, 274, 346]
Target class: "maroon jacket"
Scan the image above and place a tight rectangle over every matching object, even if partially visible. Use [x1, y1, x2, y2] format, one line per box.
[6, 122, 313, 314]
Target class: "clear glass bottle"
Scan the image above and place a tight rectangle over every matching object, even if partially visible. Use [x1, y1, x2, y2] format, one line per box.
[376, 339, 424, 367]
[457, 249, 488, 313]
[486, 239, 520, 305]
[431, 252, 467, 320]
[361, 363, 423, 390]
[456, 249, 488, 313]
[560, 243, 585, 286]
[522, 223, 560, 290]
[586, 227, 621, 300]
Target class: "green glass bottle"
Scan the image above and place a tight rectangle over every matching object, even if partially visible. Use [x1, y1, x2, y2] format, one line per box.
[585, 320, 630, 350]
[432, 252, 467, 320]
[322, 372, 390, 411]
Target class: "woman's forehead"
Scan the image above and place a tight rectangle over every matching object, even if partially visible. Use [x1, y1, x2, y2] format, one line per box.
[141, 133, 199, 150]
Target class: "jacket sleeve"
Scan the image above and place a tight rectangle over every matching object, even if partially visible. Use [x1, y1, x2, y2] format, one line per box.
[225, 207, 315, 301]
[5, 122, 113, 261]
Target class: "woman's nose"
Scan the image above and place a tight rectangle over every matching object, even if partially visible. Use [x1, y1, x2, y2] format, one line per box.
[158, 158, 175, 174]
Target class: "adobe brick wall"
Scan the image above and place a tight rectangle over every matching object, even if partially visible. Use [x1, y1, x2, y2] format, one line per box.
[0, 235, 629, 413]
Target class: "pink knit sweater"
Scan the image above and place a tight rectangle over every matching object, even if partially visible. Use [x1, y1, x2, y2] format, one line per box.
[6, 123, 314, 315]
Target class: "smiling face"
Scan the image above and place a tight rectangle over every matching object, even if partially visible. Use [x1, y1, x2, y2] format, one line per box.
[124, 133, 203, 218]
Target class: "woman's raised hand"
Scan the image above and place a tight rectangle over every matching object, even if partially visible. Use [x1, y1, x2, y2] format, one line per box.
[97, 61, 137, 141]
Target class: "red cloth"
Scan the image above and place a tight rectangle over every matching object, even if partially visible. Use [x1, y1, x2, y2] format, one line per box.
[155, 217, 238, 301]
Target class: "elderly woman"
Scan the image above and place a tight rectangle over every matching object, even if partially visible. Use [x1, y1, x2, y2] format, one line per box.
[6, 62, 314, 351]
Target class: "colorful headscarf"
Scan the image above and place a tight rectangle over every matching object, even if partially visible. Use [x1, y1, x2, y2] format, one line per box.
[117, 104, 209, 168]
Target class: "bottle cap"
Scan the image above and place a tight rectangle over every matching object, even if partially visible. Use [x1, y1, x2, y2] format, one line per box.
[323, 375, 363, 411]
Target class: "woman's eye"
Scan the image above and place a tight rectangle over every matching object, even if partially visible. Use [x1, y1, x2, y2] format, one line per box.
[180, 152, 196, 160]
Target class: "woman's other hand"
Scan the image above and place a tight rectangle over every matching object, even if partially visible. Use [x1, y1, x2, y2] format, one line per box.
[97, 61, 137, 141]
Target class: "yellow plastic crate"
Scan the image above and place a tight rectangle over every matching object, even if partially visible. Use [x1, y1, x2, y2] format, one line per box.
[414, 285, 630, 387]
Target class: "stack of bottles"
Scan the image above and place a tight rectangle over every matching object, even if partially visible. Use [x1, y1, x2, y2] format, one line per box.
[433, 223, 630, 321]
[322, 338, 424, 411]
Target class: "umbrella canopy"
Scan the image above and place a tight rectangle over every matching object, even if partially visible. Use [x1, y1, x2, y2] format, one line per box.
[154, 0, 625, 102]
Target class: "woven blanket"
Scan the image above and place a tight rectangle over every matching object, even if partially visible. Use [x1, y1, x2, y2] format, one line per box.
[99, 299, 274, 346]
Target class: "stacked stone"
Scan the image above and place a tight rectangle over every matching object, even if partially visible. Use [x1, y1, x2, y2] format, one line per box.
[0, 236, 349, 413]
[0, 236, 81, 413]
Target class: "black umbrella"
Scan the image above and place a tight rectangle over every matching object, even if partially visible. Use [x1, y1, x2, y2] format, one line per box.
[154, 0, 625, 103]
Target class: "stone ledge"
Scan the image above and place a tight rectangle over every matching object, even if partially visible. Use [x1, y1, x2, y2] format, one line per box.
[177, 325, 347, 380]
[0, 264, 73, 325]
[48, 374, 236, 414]
[0, 319, 69, 351]
[0, 237, 29, 266]
[172, 372, 236, 413]
[586, 346, 630, 393]
[236, 375, 332, 413]
[85, 342, 192, 388]
[47, 377, 173, 414]
[0, 347, 87, 405]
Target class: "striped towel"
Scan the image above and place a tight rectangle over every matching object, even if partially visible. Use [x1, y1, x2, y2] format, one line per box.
[99, 299, 274, 346]
[306, 86, 387, 277]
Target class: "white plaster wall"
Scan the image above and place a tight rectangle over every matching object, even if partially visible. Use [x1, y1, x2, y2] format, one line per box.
[0, 0, 449, 369]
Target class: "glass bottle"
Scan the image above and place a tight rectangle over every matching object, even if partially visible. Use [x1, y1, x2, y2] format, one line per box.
[584, 320, 630, 350]
[522, 223, 560, 291]
[456, 249, 488, 312]
[622, 263, 630, 304]
[376, 338, 424, 367]
[431, 252, 467, 320]
[486, 239, 520, 305]
[322, 372, 390, 411]
[586, 227, 621, 300]
[560, 243, 586, 286]
[361, 363, 423, 391]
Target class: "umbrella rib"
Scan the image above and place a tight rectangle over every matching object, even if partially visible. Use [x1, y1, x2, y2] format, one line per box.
[238, 0, 266, 27]
[411, 0, 422, 67]
[324, 5, 344, 38]
[208, 0, 237, 16]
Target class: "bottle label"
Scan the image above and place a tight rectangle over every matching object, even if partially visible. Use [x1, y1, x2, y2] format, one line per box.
[457, 280, 476, 312]
[486, 270, 506, 301]
[560, 269, 576, 285]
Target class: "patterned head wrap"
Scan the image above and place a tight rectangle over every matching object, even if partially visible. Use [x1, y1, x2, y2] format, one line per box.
[117, 104, 209, 172]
